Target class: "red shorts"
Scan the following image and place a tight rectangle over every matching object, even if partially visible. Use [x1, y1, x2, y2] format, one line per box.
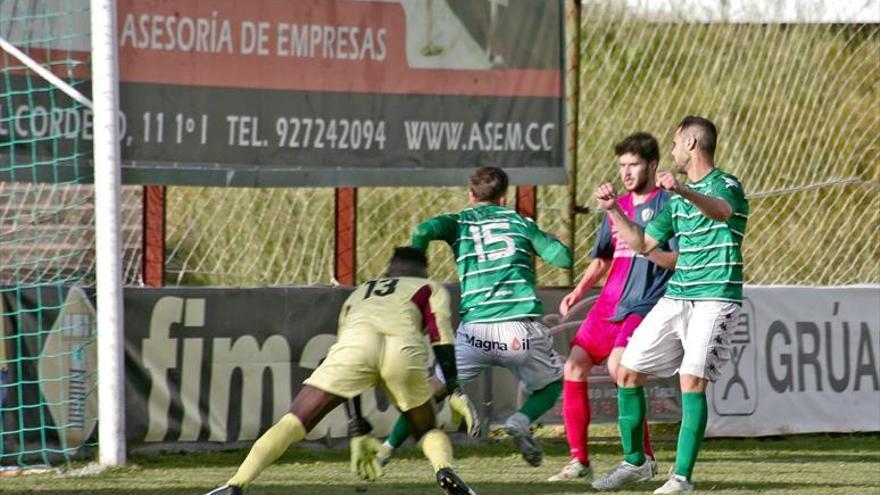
[570, 311, 645, 364]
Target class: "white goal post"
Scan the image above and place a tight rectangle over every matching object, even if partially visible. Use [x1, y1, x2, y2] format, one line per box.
[90, 0, 126, 467]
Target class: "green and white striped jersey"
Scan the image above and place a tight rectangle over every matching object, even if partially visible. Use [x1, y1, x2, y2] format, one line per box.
[412, 205, 572, 323]
[645, 168, 749, 302]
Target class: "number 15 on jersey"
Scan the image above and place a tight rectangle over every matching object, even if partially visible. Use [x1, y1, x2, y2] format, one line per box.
[468, 222, 515, 262]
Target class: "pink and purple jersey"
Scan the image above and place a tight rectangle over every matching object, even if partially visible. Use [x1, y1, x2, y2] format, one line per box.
[590, 189, 676, 323]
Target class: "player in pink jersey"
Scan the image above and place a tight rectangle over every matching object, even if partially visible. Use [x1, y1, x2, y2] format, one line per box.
[549, 133, 678, 482]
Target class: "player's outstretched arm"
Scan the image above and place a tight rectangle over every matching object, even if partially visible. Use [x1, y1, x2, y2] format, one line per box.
[527, 221, 573, 268]
[560, 257, 611, 316]
[424, 284, 481, 437]
[411, 214, 458, 251]
[560, 208, 618, 316]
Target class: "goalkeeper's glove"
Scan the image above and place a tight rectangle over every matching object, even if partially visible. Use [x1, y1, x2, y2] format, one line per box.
[350, 434, 384, 482]
[448, 390, 481, 438]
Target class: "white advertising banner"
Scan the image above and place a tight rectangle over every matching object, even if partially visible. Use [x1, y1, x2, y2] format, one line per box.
[707, 285, 880, 437]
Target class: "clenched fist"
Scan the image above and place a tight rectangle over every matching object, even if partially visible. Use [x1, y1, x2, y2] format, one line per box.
[594, 182, 618, 211]
[656, 170, 682, 193]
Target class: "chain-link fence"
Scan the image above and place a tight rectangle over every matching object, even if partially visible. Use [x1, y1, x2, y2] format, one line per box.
[160, 4, 878, 287]
[4, 2, 878, 288]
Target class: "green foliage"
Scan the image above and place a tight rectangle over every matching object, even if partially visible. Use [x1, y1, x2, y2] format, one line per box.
[165, 18, 879, 287]
[562, 17, 880, 285]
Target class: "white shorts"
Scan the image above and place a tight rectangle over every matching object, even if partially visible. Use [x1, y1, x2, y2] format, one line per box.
[455, 320, 563, 392]
[620, 297, 741, 382]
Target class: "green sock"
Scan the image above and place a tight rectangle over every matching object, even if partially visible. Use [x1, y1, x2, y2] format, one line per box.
[387, 392, 447, 449]
[387, 414, 412, 449]
[618, 386, 646, 466]
[518, 379, 563, 422]
[675, 392, 708, 480]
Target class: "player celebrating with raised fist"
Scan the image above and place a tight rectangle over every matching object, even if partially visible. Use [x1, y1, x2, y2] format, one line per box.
[549, 133, 677, 482]
[591, 116, 749, 494]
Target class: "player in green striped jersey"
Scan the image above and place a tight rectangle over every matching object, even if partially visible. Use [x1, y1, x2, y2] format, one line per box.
[591, 117, 749, 494]
[412, 175, 572, 325]
[379, 167, 573, 467]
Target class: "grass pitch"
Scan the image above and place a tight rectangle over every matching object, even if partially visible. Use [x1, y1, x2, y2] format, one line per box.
[1, 432, 877, 495]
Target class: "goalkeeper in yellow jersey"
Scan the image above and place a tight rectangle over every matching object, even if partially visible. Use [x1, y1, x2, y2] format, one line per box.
[205, 247, 478, 495]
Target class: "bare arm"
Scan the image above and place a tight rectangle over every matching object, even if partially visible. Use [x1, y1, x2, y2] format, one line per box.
[575, 257, 613, 294]
[560, 257, 611, 316]
[657, 171, 732, 221]
[604, 204, 658, 254]
[645, 249, 678, 271]
[559, 257, 612, 315]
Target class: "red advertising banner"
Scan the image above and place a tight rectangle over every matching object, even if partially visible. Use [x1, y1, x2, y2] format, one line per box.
[1, 0, 567, 187]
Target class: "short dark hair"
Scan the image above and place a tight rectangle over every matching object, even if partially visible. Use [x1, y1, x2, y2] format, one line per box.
[678, 116, 717, 155]
[469, 166, 509, 203]
[613, 132, 660, 164]
[389, 246, 427, 268]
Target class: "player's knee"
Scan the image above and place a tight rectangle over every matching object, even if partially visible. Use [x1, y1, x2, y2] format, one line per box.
[607, 362, 619, 382]
[409, 420, 435, 441]
[679, 373, 708, 393]
[606, 352, 624, 381]
[616, 366, 644, 388]
[563, 355, 591, 381]
[404, 400, 437, 440]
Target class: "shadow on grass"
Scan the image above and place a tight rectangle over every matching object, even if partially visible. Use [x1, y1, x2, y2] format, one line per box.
[127, 438, 612, 469]
[123, 433, 880, 470]
[700, 453, 880, 464]
[689, 480, 880, 492]
[4, 479, 878, 495]
[701, 433, 880, 450]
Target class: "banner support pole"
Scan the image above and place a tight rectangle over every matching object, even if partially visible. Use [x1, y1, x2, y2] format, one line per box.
[334, 187, 357, 286]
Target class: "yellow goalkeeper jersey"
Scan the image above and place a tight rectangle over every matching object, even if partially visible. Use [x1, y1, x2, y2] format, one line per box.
[338, 276, 455, 346]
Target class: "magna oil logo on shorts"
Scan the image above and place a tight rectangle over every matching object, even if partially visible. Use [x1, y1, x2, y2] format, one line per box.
[511, 337, 531, 351]
[464, 334, 530, 352]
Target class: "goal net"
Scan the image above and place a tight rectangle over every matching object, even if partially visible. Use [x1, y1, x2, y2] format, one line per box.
[0, 0, 139, 469]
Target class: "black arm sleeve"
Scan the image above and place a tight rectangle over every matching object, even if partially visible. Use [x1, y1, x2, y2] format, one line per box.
[345, 396, 373, 437]
[433, 344, 460, 393]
